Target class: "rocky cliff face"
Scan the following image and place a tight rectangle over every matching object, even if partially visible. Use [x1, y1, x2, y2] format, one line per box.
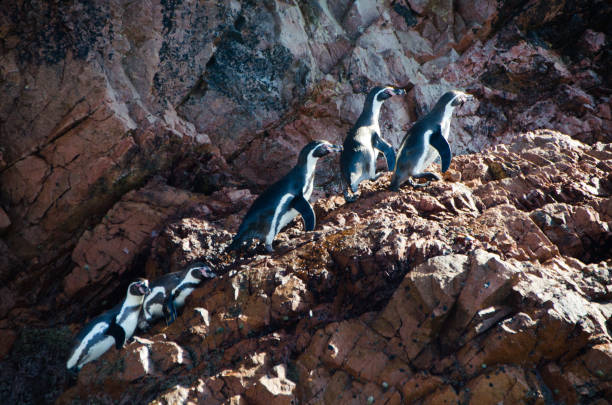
[0, 0, 610, 404]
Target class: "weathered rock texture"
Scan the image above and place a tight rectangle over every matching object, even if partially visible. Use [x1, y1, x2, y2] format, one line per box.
[51, 130, 612, 405]
[0, 0, 610, 404]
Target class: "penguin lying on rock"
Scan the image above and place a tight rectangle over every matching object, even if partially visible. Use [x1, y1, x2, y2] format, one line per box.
[66, 279, 150, 371]
[228, 140, 342, 253]
[138, 263, 216, 330]
[391, 90, 474, 190]
[341, 86, 405, 202]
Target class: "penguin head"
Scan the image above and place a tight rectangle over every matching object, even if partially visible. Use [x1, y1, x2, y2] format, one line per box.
[369, 86, 405, 103]
[438, 90, 474, 109]
[128, 278, 150, 297]
[451, 91, 474, 107]
[188, 264, 217, 282]
[298, 140, 342, 164]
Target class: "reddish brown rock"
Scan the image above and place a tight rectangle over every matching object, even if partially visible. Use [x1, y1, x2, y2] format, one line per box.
[0, 208, 10, 233]
[582, 344, 612, 381]
[465, 366, 531, 405]
[62, 178, 210, 308]
[119, 344, 152, 382]
[401, 373, 444, 403]
[1, 0, 611, 403]
[0, 328, 17, 359]
[244, 364, 296, 405]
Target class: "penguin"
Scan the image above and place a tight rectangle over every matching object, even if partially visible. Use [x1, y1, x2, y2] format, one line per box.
[138, 263, 216, 330]
[390, 90, 474, 190]
[340, 85, 405, 202]
[66, 278, 150, 371]
[228, 140, 342, 252]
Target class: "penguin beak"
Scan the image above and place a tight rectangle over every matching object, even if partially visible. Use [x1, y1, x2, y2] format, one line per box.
[138, 283, 150, 295]
[454, 92, 474, 107]
[320, 143, 342, 154]
[199, 267, 216, 278]
[392, 88, 406, 96]
[461, 93, 474, 104]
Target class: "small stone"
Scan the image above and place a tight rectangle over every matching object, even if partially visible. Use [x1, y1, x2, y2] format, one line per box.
[367, 396, 375, 404]
[382, 381, 389, 389]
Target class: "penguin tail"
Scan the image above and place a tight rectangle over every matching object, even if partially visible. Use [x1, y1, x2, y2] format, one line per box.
[66, 365, 79, 379]
[389, 174, 400, 191]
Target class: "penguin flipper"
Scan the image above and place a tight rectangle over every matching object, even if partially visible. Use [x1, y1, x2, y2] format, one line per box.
[372, 132, 396, 171]
[105, 319, 126, 349]
[429, 128, 452, 172]
[163, 297, 177, 325]
[292, 194, 316, 231]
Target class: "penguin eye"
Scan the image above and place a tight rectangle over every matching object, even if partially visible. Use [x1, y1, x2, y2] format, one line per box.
[312, 145, 326, 157]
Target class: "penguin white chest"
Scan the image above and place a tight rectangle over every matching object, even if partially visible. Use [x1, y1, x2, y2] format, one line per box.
[275, 204, 299, 239]
[67, 322, 114, 369]
[266, 194, 295, 245]
[355, 126, 378, 179]
[144, 286, 166, 319]
[173, 287, 195, 307]
[303, 175, 314, 200]
[440, 106, 454, 141]
[355, 127, 377, 156]
[120, 310, 140, 339]
[302, 152, 319, 198]
[82, 335, 115, 366]
[416, 129, 434, 172]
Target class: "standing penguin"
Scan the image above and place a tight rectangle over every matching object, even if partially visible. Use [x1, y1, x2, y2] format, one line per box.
[390, 90, 473, 190]
[66, 279, 150, 371]
[340, 85, 405, 202]
[228, 140, 342, 252]
[138, 263, 216, 330]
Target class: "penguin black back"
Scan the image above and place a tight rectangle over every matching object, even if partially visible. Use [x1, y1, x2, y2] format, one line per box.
[229, 140, 341, 252]
[139, 263, 216, 329]
[66, 279, 149, 371]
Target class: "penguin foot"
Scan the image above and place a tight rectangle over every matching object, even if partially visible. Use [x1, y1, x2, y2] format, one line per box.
[164, 301, 178, 325]
[373, 172, 384, 181]
[409, 172, 440, 188]
[343, 190, 359, 203]
[138, 321, 151, 332]
[414, 172, 440, 182]
[165, 314, 176, 326]
[66, 367, 79, 379]
[265, 243, 275, 253]
[408, 178, 431, 189]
